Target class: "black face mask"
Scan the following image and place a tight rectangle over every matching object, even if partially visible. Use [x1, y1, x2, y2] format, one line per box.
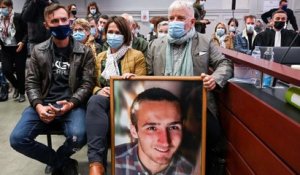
[71, 10, 77, 16]
[274, 21, 285, 30]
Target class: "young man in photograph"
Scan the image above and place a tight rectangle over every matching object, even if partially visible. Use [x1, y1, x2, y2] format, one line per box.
[115, 88, 194, 175]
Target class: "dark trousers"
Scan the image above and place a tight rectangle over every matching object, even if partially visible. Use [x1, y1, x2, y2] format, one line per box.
[1, 45, 27, 94]
[86, 95, 110, 167]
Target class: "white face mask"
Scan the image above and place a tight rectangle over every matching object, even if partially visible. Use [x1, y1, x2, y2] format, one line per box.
[98, 26, 103, 32]
[157, 32, 167, 38]
[90, 9, 96, 15]
[200, 1, 206, 6]
[229, 26, 236, 32]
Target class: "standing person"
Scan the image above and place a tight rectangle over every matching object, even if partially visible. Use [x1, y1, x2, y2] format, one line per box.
[86, 16, 147, 175]
[254, 10, 300, 47]
[147, 0, 232, 173]
[21, 0, 59, 53]
[261, 0, 298, 31]
[10, 4, 95, 175]
[115, 88, 194, 174]
[211, 22, 234, 49]
[67, 3, 77, 25]
[86, 1, 101, 22]
[193, 0, 210, 34]
[0, 0, 27, 102]
[234, 15, 258, 55]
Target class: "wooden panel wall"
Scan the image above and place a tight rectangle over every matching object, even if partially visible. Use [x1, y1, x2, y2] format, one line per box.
[218, 83, 300, 174]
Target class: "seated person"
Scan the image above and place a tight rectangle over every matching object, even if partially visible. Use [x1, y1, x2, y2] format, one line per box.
[254, 10, 300, 47]
[96, 14, 109, 45]
[147, 1, 232, 173]
[234, 15, 258, 55]
[115, 88, 194, 175]
[86, 16, 147, 175]
[157, 21, 169, 38]
[211, 22, 234, 49]
[10, 4, 95, 175]
[228, 17, 239, 37]
[72, 18, 101, 58]
[100, 13, 148, 57]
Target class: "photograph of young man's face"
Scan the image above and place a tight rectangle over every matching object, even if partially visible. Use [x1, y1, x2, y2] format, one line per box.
[130, 100, 183, 169]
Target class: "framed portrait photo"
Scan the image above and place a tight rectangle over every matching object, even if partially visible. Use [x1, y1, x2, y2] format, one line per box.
[110, 76, 207, 175]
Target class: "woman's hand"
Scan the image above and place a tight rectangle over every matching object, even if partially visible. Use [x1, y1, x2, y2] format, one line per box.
[98, 87, 110, 97]
[122, 73, 136, 79]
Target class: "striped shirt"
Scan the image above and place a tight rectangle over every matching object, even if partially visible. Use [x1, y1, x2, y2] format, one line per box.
[115, 142, 194, 175]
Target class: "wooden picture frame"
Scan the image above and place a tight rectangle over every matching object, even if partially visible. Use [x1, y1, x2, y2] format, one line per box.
[110, 76, 207, 175]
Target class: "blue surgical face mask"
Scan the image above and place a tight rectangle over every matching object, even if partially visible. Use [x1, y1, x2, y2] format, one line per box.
[107, 33, 124, 49]
[149, 23, 154, 32]
[246, 24, 255, 33]
[0, 7, 9, 17]
[90, 27, 97, 36]
[72, 31, 86, 42]
[168, 21, 186, 39]
[49, 24, 72, 40]
[216, 28, 225, 37]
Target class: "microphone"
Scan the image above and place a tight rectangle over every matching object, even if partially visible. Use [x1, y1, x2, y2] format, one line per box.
[232, 0, 236, 10]
[278, 31, 299, 64]
[272, 31, 299, 86]
[231, 0, 236, 18]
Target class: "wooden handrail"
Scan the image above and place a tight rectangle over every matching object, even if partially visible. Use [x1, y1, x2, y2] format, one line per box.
[219, 48, 300, 86]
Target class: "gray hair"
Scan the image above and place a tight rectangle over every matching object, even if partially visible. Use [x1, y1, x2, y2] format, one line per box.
[121, 13, 135, 25]
[168, 0, 194, 19]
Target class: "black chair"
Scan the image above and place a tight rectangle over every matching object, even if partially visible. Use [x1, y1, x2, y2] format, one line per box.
[41, 123, 64, 174]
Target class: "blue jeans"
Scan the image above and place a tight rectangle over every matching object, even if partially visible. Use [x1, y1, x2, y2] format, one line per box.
[10, 106, 87, 169]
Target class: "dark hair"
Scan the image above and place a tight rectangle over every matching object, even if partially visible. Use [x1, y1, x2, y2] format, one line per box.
[87, 1, 100, 16]
[105, 16, 132, 46]
[228, 17, 239, 27]
[44, 3, 68, 21]
[244, 15, 256, 22]
[67, 3, 76, 14]
[130, 88, 181, 129]
[279, 0, 287, 5]
[100, 14, 109, 20]
[0, 0, 13, 8]
[272, 9, 287, 18]
[150, 16, 168, 32]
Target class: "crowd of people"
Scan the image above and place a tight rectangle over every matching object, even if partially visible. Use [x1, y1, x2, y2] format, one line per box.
[0, 0, 298, 175]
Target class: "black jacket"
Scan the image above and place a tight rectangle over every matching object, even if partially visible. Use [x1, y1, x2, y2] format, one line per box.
[261, 8, 298, 31]
[21, 0, 59, 43]
[26, 37, 95, 108]
[0, 13, 27, 47]
[254, 28, 300, 47]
